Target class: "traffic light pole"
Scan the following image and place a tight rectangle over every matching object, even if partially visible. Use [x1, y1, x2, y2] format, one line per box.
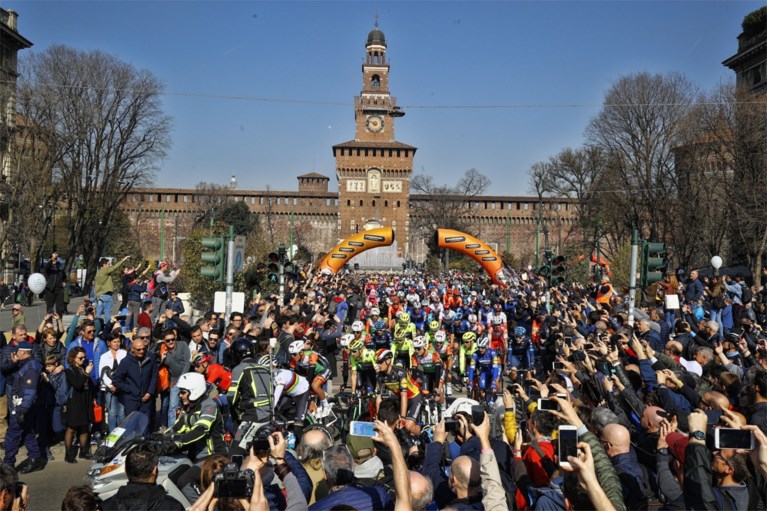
[627, 229, 639, 328]
[225, 226, 234, 320]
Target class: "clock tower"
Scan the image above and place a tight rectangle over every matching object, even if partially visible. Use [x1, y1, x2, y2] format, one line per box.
[333, 23, 416, 259]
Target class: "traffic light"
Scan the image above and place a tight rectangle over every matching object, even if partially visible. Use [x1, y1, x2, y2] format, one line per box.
[641, 241, 667, 287]
[551, 255, 567, 285]
[539, 249, 552, 277]
[200, 237, 226, 281]
[267, 252, 280, 283]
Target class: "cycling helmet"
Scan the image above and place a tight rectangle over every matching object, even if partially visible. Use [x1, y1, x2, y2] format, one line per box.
[462, 331, 477, 344]
[256, 354, 272, 367]
[452, 313, 463, 322]
[288, 340, 305, 354]
[349, 339, 364, 352]
[514, 326, 527, 337]
[491, 316, 504, 326]
[177, 372, 207, 401]
[229, 338, 255, 366]
[477, 336, 490, 349]
[412, 300, 421, 309]
[371, 307, 380, 316]
[399, 312, 411, 324]
[351, 320, 364, 333]
[434, 331, 447, 343]
[412, 336, 427, 349]
[428, 320, 440, 332]
[467, 313, 478, 324]
[376, 349, 393, 363]
[494, 303, 502, 310]
[374, 320, 387, 330]
[483, 300, 492, 306]
[340, 333, 355, 347]
[192, 353, 213, 367]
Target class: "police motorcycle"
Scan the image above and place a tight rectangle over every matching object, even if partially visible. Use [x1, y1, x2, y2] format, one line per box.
[85, 412, 192, 506]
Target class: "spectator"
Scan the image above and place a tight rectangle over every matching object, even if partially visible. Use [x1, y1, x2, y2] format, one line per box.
[42, 252, 66, 315]
[100, 441, 185, 510]
[61, 485, 101, 511]
[158, 328, 190, 429]
[63, 347, 94, 463]
[149, 262, 181, 322]
[601, 423, 651, 510]
[297, 425, 333, 505]
[346, 434, 385, 481]
[99, 331, 127, 432]
[137, 300, 154, 331]
[41, 327, 66, 367]
[685, 270, 705, 304]
[309, 445, 392, 510]
[166, 291, 185, 316]
[65, 319, 108, 388]
[0, 465, 28, 511]
[110, 336, 157, 432]
[10, 304, 24, 328]
[94, 256, 130, 323]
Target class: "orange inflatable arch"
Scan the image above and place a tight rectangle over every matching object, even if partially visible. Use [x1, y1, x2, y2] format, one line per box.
[436, 229, 513, 287]
[316, 227, 395, 275]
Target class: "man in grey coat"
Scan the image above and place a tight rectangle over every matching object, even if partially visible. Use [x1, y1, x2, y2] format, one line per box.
[159, 328, 190, 429]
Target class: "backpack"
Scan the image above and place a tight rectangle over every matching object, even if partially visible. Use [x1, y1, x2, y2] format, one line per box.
[741, 286, 752, 305]
[149, 272, 168, 300]
[328, 299, 339, 315]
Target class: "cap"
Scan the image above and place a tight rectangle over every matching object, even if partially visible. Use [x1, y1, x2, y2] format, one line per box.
[346, 434, 374, 461]
[17, 341, 33, 351]
[159, 261, 168, 268]
[666, 432, 688, 466]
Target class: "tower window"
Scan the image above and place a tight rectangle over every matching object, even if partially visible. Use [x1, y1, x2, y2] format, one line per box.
[372, 200, 376, 207]
[385, 200, 389, 207]
[347, 200, 351, 207]
[371, 74, 380, 88]
[360, 200, 364, 207]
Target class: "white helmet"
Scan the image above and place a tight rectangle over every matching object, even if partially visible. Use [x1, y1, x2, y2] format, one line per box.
[467, 313, 478, 324]
[491, 316, 504, 326]
[351, 320, 364, 333]
[412, 336, 427, 349]
[477, 336, 490, 349]
[434, 331, 447, 343]
[371, 307, 380, 316]
[340, 333, 355, 347]
[177, 372, 207, 401]
[288, 340, 305, 354]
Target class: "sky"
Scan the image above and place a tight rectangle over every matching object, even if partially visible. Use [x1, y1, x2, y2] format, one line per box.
[5, 0, 761, 195]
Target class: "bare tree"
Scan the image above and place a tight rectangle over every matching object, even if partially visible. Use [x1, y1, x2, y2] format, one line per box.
[586, 72, 698, 245]
[17, 45, 172, 276]
[194, 181, 231, 225]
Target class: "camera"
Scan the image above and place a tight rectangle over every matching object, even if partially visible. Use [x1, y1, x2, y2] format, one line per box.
[444, 418, 460, 433]
[214, 462, 255, 499]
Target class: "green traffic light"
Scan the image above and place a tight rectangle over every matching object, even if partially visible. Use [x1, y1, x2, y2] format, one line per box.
[200, 236, 226, 281]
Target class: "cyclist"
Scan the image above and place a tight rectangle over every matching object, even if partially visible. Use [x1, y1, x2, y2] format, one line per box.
[424, 320, 441, 345]
[271, 364, 310, 444]
[350, 320, 371, 348]
[339, 333, 354, 391]
[466, 313, 484, 337]
[364, 307, 382, 334]
[411, 336, 443, 399]
[370, 320, 391, 350]
[458, 331, 478, 383]
[408, 301, 427, 334]
[488, 316, 508, 373]
[432, 331, 454, 395]
[288, 340, 333, 418]
[387, 296, 405, 327]
[509, 325, 535, 371]
[467, 335, 500, 403]
[479, 300, 494, 327]
[488, 302, 508, 326]
[375, 349, 422, 419]
[391, 313, 415, 369]
[348, 338, 377, 395]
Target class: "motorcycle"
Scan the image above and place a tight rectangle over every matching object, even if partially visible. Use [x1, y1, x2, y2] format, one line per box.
[85, 412, 192, 506]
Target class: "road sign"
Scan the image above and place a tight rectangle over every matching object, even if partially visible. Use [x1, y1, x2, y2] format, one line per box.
[233, 235, 246, 272]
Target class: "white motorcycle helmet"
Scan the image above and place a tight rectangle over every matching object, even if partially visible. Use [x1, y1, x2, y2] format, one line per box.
[177, 372, 207, 402]
[288, 340, 305, 354]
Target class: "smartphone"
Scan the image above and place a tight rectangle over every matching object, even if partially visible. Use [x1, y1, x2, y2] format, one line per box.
[552, 361, 566, 371]
[349, 421, 377, 438]
[599, 361, 614, 376]
[583, 343, 595, 350]
[537, 398, 560, 412]
[564, 336, 573, 346]
[558, 425, 579, 467]
[570, 351, 587, 362]
[705, 410, 723, 425]
[715, 428, 754, 450]
[471, 405, 485, 425]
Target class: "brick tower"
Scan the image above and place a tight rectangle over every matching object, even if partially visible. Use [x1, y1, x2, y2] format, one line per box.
[333, 23, 416, 258]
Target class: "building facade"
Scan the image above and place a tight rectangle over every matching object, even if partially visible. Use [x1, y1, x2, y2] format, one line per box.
[722, 6, 766, 93]
[121, 26, 577, 265]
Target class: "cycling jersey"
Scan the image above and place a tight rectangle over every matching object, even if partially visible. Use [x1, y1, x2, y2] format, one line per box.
[204, 363, 232, 392]
[413, 348, 442, 373]
[489, 325, 508, 352]
[393, 322, 416, 341]
[391, 338, 414, 366]
[434, 342, 453, 363]
[468, 348, 501, 387]
[371, 330, 391, 350]
[350, 349, 377, 371]
[458, 343, 477, 375]
[377, 365, 420, 399]
[290, 350, 331, 381]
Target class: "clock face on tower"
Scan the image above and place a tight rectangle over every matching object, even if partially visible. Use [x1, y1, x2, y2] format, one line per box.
[366, 115, 384, 133]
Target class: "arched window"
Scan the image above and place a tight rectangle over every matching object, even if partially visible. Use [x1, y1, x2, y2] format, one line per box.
[371, 74, 380, 88]
[360, 200, 364, 207]
[347, 200, 351, 207]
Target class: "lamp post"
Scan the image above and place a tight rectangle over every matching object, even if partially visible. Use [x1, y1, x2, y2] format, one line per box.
[711, 255, 723, 278]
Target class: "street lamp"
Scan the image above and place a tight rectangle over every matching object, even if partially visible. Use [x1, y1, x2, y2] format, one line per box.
[711, 255, 723, 277]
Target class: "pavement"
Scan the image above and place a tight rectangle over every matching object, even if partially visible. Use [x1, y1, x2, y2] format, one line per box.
[0, 295, 89, 336]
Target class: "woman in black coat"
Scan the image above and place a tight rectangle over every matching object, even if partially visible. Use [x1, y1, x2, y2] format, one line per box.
[64, 347, 94, 463]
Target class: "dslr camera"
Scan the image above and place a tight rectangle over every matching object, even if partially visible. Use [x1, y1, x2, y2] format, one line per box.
[214, 461, 255, 499]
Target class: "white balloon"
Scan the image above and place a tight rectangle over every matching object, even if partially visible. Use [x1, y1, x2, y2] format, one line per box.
[710, 255, 723, 270]
[27, 273, 46, 294]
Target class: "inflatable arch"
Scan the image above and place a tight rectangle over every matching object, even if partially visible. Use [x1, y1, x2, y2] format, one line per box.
[316, 227, 395, 275]
[436, 229, 513, 287]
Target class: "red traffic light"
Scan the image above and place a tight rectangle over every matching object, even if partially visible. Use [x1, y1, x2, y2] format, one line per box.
[268, 252, 279, 263]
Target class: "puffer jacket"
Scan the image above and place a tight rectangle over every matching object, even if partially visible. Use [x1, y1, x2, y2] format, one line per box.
[580, 429, 627, 511]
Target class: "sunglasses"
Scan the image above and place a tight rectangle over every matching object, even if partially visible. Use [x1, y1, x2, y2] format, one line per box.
[164, 338, 176, 342]
[133, 347, 147, 352]
[75, 356, 85, 360]
[84, 329, 95, 334]
[137, 335, 150, 339]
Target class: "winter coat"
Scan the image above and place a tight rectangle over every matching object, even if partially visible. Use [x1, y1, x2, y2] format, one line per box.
[110, 353, 158, 409]
[101, 482, 184, 511]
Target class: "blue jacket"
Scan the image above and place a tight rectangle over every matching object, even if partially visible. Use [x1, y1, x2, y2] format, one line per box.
[126, 282, 147, 303]
[110, 353, 158, 407]
[610, 450, 650, 510]
[66, 336, 108, 386]
[309, 484, 392, 511]
[685, 279, 705, 304]
[10, 358, 42, 417]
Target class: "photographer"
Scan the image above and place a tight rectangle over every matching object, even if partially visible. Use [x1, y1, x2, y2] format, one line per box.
[100, 441, 184, 510]
[42, 252, 65, 315]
